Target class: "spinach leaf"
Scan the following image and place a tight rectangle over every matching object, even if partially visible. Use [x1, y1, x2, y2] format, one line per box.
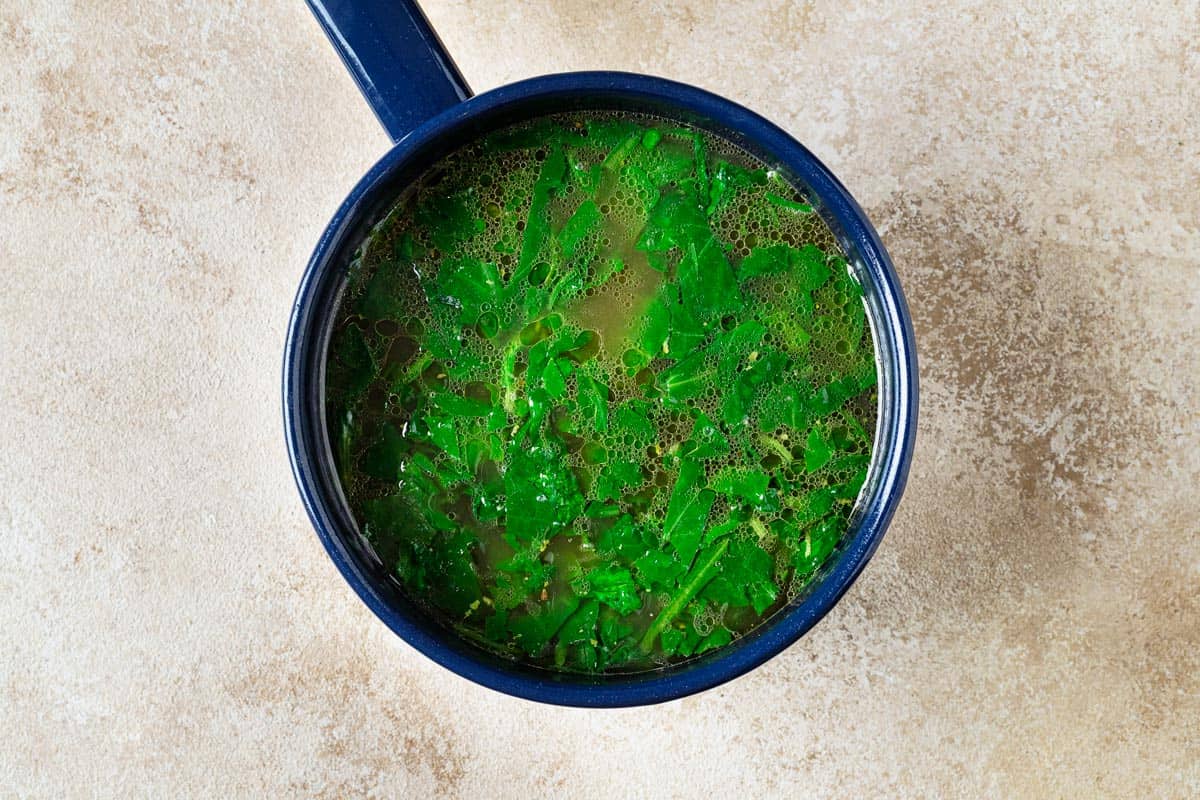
[643, 140, 696, 189]
[632, 548, 686, 591]
[391, 452, 444, 501]
[694, 626, 734, 655]
[636, 293, 671, 360]
[706, 160, 766, 215]
[716, 320, 767, 386]
[433, 257, 502, 327]
[359, 263, 412, 321]
[507, 593, 581, 656]
[712, 319, 766, 425]
[362, 423, 406, 480]
[469, 475, 506, 524]
[420, 302, 464, 360]
[611, 399, 657, 446]
[637, 183, 744, 322]
[659, 626, 686, 656]
[557, 600, 599, 646]
[367, 491, 481, 619]
[558, 199, 601, 259]
[586, 118, 642, 148]
[793, 244, 832, 290]
[792, 516, 841, 575]
[738, 244, 792, 280]
[758, 378, 815, 432]
[494, 551, 554, 610]
[639, 538, 729, 652]
[596, 613, 638, 670]
[596, 515, 650, 563]
[504, 435, 584, 545]
[512, 387, 551, 445]
[428, 389, 493, 418]
[661, 284, 706, 359]
[677, 235, 743, 323]
[415, 188, 484, 251]
[711, 467, 779, 512]
[787, 486, 837, 526]
[540, 356, 572, 398]
[804, 426, 835, 472]
[738, 243, 829, 290]
[576, 374, 610, 433]
[722, 347, 788, 427]
[360, 493, 428, 572]
[657, 350, 710, 403]
[827, 452, 870, 474]
[838, 467, 869, 500]
[765, 191, 813, 215]
[509, 144, 567, 294]
[702, 508, 748, 547]
[636, 187, 696, 254]
[662, 459, 716, 566]
[703, 537, 778, 614]
[808, 376, 860, 417]
[409, 405, 462, 463]
[593, 458, 643, 503]
[573, 563, 642, 614]
[681, 411, 729, 460]
[426, 530, 483, 617]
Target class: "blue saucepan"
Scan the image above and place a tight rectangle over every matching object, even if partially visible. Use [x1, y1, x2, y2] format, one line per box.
[284, 0, 918, 707]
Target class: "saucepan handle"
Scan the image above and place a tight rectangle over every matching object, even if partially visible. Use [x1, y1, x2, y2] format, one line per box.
[306, 0, 473, 143]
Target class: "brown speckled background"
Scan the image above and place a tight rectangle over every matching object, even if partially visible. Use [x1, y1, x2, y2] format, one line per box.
[1, 1, 1197, 797]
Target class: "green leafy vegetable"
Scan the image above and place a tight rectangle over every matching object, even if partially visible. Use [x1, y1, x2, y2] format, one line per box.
[504, 435, 584, 545]
[663, 460, 716, 566]
[558, 600, 599, 646]
[594, 458, 643, 503]
[415, 188, 484, 251]
[640, 538, 729, 652]
[509, 143, 567, 297]
[574, 563, 642, 614]
[681, 411, 729, 460]
[576, 374, 610, 433]
[597, 515, 650, 562]
[703, 537, 778, 614]
[611, 399, 657, 446]
[677, 235, 743, 323]
[657, 350, 710, 403]
[711, 467, 779, 512]
[804, 426, 835, 473]
[793, 516, 842, 575]
[633, 548, 687, 591]
[764, 191, 813, 214]
[508, 593, 580, 656]
[362, 423, 406, 480]
[432, 257, 502, 327]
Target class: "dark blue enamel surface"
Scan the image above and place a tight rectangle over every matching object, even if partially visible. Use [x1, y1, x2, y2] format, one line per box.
[305, 0, 472, 142]
[286, 8, 917, 709]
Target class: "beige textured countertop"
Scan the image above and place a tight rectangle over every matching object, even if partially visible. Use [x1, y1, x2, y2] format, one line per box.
[2, 1, 1197, 797]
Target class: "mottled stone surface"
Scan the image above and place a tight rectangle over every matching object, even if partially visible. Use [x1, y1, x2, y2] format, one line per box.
[1, 1, 1197, 797]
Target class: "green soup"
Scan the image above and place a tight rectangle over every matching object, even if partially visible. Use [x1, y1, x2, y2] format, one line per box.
[325, 113, 877, 672]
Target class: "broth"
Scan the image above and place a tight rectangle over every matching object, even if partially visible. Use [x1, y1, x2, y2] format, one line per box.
[325, 113, 877, 672]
